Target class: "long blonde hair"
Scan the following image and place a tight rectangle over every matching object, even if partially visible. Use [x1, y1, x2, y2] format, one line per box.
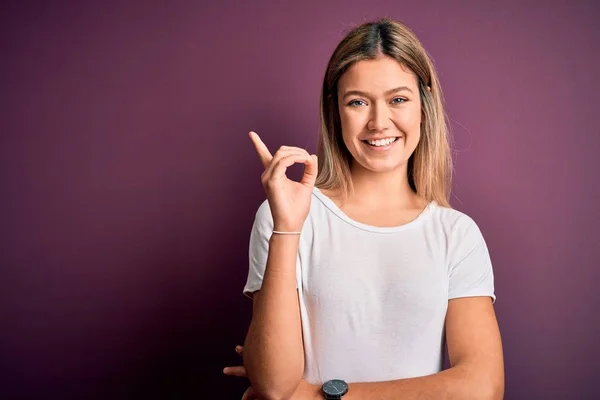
[315, 18, 452, 208]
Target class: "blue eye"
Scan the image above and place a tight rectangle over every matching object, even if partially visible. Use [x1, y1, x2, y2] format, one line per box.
[348, 99, 366, 107]
[392, 97, 407, 104]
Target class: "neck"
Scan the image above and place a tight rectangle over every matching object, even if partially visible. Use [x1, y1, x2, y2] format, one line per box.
[347, 162, 419, 208]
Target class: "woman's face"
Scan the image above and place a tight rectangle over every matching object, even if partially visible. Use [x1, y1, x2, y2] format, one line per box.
[337, 56, 422, 174]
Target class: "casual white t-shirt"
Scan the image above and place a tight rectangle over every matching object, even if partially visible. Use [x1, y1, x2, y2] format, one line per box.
[244, 187, 496, 385]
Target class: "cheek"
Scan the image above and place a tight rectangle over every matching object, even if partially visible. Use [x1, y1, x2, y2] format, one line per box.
[393, 107, 422, 129]
[339, 110, 365, 144]
[340, 109, 364, 130]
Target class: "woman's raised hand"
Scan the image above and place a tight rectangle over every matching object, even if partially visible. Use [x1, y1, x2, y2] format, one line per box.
[249, 131, 318, 233]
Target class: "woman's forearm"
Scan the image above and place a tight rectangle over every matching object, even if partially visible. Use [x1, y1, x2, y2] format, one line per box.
[243, 234, 305, 400]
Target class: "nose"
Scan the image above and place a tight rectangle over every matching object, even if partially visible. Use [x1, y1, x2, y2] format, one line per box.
[367, 101, 392, 132]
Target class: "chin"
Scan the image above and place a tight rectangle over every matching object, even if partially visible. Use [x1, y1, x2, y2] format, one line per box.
[355, 158, 408, 173]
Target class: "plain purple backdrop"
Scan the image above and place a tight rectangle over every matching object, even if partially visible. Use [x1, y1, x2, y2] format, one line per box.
[2, 0, 599, 399]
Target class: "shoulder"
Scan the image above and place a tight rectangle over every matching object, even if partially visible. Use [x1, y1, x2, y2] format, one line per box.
[432, 204, 481, 233]
[430, 204, 487, 252]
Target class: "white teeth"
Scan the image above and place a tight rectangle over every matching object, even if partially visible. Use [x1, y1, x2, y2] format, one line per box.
[366, 137, 398, 147]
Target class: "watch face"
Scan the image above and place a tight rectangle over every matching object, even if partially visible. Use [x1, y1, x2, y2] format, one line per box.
[322, 379, 348, 396]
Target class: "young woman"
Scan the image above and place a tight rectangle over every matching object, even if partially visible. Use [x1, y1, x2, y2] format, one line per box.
[224, 18, 504, 400]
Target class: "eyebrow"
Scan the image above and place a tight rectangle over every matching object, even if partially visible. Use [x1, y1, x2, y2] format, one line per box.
[342, 86, 414, 98]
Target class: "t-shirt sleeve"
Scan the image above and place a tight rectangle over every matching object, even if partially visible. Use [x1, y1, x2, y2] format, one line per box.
[448, 217, 496, 303]
[243, 200, 273, 298]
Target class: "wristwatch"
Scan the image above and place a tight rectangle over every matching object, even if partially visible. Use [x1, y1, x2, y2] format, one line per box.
[321, 379, 348, 399]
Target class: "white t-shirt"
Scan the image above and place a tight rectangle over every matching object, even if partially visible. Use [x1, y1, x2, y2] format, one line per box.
[244, 187, 496, 385]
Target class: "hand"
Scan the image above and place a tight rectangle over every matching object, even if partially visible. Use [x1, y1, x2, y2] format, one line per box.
[249, 131, 318, 232]
[222, 345, 246, 378]
[224, 345, 321, 400]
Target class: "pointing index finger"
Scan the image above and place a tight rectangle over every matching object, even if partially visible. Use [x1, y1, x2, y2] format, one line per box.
[249, 131, 272, 168]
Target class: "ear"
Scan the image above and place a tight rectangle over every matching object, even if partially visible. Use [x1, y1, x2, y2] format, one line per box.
[427, 86, 431, 92]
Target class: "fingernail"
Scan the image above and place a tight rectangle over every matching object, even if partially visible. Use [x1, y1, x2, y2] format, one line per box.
[223, 367, 228, 373]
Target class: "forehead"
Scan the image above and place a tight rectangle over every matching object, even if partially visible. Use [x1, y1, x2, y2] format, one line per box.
[338, 56, 418, 91]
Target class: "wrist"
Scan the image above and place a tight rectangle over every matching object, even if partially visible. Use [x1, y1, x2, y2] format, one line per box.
[310, 382, 323, 400]
[272, 229, 303, 235]
[269, 234, 301, 246]
[314, 387, 323, 400]
[273, 221, 304, 233]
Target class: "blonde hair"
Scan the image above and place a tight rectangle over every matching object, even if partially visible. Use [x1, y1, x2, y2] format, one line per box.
[315, 18, 452, 208]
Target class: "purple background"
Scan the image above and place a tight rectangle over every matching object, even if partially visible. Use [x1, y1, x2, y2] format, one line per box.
[2, 0, 599, 398]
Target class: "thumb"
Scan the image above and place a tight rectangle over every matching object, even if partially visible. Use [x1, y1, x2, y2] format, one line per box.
[300, 155, 318, 187]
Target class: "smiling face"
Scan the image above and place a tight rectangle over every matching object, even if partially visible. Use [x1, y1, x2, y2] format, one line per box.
[337, 55, 423, 174]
